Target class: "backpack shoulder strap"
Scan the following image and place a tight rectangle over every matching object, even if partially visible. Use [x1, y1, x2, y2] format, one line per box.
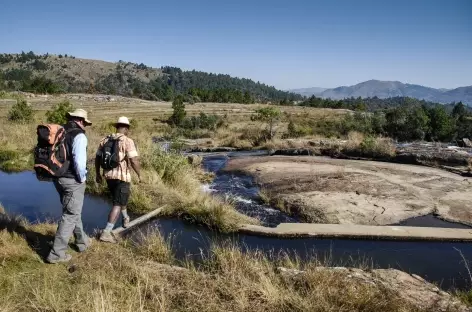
[65, 128, 83, 135]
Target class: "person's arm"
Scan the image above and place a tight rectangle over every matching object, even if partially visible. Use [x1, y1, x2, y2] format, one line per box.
[126, 139, 141, 182]
[129, 157, 141, 182]
[72, 133, 88, 183]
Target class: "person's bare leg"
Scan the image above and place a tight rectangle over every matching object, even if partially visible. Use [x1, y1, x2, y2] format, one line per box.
[100, 205, 121, 243]
[108, 205, 121, 224]
[121, 206, 130, 228]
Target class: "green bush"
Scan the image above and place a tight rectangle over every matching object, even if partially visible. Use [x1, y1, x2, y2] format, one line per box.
[142, 148, 190, 184]
[181, 112, 223, 131]
[359, 136, 395, 157]
[0, 90, 9, 99]
[169, 95, 186, 126]
[284, 120, 313, 138]
[360, 136, 376, 153]
[251, 107, 282, 140]
[46, 100, 74, 124]
[8, 98, 33, 122]
[239, 126, 269, 146]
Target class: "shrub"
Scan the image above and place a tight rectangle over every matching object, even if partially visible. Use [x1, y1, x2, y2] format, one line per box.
[8, 98, 33, 122]
[239, 126, 268, 146]
[251, 107, 282, 140]
[30, 59, 49, 71]
[141, 148, 191, 185]
[45, 100, 74, 124]
[0, 90, 9, 99]
[169, 95, 186, 126]
[359, 136, 396, 157]
[181, 112, 223, 131]
[26, 76, 62, 94]
[284, 120, 313, 138]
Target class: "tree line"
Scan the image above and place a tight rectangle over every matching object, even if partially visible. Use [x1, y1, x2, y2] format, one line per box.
[289, 101, 472, 142]
[299, 95, 466, 112]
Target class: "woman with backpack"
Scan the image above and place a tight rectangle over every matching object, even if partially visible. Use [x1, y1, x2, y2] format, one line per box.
[95, 116, 141, 243]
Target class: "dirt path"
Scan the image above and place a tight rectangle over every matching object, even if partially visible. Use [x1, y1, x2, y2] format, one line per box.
[226, 156, 472, 225]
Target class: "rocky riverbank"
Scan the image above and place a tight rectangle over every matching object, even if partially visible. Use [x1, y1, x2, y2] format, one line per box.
[226, 156, 472, 226]
[267, 140, 472, 174]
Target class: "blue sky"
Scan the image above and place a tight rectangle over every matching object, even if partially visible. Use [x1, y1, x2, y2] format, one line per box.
[0, 0, 470, 89]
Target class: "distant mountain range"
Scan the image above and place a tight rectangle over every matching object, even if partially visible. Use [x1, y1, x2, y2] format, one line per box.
[290, 80, 472, 105]
[288, 87, 327, 97]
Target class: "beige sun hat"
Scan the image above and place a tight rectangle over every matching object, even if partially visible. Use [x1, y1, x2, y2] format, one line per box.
[115, 116, 131, 127]
[67, 109, 92, 126]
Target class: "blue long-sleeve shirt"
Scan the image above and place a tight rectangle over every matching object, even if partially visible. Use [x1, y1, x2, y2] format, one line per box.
[72, 133, 87, 183]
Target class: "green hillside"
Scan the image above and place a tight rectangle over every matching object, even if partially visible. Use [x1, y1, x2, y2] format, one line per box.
[0, 51, 302, 104]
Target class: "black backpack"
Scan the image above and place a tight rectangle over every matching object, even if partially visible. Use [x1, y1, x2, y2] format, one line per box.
[100, 135, 120, 170]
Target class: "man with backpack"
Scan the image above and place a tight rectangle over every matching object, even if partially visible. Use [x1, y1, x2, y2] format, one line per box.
[95, 116, 141, 243]
[44, 109, 92, 264]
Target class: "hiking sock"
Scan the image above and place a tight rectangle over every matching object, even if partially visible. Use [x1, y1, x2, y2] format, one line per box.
[121, 209, 129, 219]
[104, 222, 115, 232]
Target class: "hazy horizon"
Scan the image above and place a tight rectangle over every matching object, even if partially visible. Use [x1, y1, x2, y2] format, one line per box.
[1, 0, 470, 90]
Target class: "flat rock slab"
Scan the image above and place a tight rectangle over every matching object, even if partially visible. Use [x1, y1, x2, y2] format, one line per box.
[227, 156, 472, 225]
[241, 223, 472, 241]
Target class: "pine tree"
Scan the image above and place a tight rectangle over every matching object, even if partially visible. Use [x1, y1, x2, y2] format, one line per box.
[170, 95, 186, 126]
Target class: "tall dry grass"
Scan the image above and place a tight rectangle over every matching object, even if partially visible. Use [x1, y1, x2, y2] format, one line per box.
[0, 212, 423, 312]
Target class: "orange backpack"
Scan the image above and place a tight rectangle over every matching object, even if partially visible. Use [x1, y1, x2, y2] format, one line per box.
[33, 124, 70, 181]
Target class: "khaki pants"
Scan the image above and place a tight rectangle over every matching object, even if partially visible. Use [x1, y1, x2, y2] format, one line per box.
[47, 177, 90, 261]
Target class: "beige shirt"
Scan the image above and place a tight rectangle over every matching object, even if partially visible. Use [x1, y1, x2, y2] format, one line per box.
[96, 134, 138, 182]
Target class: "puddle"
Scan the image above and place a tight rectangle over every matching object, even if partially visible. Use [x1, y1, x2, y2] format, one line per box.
[396, 214, 471, 229]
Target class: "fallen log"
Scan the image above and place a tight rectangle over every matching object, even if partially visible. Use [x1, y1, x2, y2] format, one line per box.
[112, 206, 166, 236]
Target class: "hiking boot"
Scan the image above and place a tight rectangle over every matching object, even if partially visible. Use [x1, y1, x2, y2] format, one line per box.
[47, 254, 72, 264]
[100, 231, 117, 244]
[123, 216, 131, 228]
[77, 239, 93, 252]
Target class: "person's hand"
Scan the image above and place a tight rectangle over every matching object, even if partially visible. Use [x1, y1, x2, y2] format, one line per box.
[96, 175, 103, 184]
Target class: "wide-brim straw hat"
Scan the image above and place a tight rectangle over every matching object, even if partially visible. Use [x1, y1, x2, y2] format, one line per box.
[67, 109, 92, 126]
[115, 116, 131, 127]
